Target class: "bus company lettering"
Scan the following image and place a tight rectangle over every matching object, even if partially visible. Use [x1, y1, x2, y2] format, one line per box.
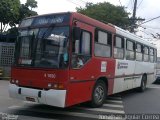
[44, 73, 56, 79]
[117, 62, 128, 69]
[36, 17, 64, 25]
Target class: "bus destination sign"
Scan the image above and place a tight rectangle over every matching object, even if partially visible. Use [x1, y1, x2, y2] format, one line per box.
[33, 16, 64, 26]
[20, 14, 70, 27]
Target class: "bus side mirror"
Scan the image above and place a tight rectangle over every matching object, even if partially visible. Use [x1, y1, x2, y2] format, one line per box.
[73, 27, 81, 41]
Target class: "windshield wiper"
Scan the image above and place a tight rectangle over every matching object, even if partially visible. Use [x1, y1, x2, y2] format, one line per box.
[32, 25, 55, 66]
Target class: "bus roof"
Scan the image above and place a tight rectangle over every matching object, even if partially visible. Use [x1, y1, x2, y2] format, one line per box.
[71, 12, 115, 33]
[71, 12, 156, 49]
[22, 12, 156, 49]
[23, 12, 71, 19]
[115, 26, 156, 49]
[22, 12, 116, 33]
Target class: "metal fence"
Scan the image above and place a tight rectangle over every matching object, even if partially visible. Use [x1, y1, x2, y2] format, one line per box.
[0, 42, 15, 79]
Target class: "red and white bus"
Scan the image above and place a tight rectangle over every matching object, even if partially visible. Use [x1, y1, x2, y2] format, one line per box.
[9, 12, 157, 108]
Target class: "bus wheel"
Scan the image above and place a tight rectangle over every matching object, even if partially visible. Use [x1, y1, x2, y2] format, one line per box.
[139, 75, 147, 92]
[90, 81, 107, 107]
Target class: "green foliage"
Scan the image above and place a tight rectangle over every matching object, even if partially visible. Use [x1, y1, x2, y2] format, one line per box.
[0, 0, 20, 33]
[76, 2, 130, 29]
[12, 0, 38, 35]
[18, 1, 38, 22]
[7, 27, 18, 35]
[0, 0, 38, 35]
[25, 0, 38, 9]
[17, 0, 38, 25]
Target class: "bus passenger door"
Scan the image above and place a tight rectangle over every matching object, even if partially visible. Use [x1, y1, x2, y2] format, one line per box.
[66, 20, 95, 106]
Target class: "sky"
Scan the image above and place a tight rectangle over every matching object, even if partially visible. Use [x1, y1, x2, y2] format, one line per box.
[20, 0, 160, 56]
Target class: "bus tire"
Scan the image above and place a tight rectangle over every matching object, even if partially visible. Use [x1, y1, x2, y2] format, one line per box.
[90, 80, 107, 107]
[138, 75, 147, 92]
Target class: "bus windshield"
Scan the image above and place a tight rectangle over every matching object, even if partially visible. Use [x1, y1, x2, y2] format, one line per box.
[16, 26, 69, 69]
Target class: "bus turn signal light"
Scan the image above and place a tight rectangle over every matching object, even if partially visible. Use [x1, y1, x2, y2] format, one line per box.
[11, 79, 15, 84]
[15, 80, 19, 84]
[11, 79, 19, 85]
[52, 83, 65, 90]
[48, 83, 52, 88]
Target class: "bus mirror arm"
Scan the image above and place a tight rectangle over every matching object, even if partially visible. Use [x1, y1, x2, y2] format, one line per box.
[73, 27, 81, 41]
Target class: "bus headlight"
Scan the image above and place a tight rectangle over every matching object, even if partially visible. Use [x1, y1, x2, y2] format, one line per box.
[53, 84, 58, 89]
[52, 83, 64, 89]
[48, 83, 52, 88]
[15, 80, 19, 84]
[11, 79, 15, 83]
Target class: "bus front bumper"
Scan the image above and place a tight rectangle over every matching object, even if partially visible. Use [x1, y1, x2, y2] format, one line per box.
[9, 84, 66, 108]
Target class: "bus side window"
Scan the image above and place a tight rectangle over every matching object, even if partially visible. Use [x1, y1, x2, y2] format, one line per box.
[94, 30, 112, 57]
[150, 48, 154, 63]
[154, 49, 157, 63]
[126, 40, 135, 60]
[114, 36, 124, 59]
[72, 30, 91, 68]
[136, 43, 143, 61]
[143, 46, 149, 62]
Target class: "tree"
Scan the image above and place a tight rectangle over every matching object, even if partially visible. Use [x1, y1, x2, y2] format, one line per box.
[76, 2, 130, 29]
[8, 0, 38, 35]
[0, 0, 38, 34]
[0, 0, 20, 33]
[25, 0, 38, 10]
[18, 0, 38, 24]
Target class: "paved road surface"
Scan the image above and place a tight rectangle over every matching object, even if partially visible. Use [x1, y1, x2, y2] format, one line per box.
[0, 80, 160, 120]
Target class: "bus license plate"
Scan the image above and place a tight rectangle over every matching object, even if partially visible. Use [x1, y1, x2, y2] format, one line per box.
[26, 97, 36, 102]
